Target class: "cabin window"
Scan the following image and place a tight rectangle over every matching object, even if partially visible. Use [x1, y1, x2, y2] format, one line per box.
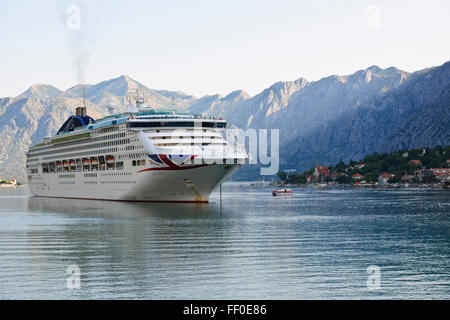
[132, 160, 136, 166]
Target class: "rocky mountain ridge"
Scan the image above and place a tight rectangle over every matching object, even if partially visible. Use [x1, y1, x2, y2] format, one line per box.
[1, 61, 448, 181]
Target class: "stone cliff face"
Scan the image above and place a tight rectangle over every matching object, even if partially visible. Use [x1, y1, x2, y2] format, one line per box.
[379, 83, 450, 153]
[1, 61, 449, 181]
[64, 75, 196, 111]
[0, 96, 106, 180]
[280, 62, 450, 172]
[191, 62, 449, 175]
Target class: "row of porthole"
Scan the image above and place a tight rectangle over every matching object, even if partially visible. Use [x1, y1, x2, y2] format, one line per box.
[30, 138, 129, 158]
[132, 160, 146, 166]
[101, 172, 132, 176]
[100, 181, 136, 184]
[43, 148, 118, 161]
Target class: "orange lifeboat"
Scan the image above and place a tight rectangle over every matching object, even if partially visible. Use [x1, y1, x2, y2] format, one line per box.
[91, 158, 98, 164]
[70, 160, 76, 165]
[83, 159, 89, 165]
[63, 161, 69, 167]
[107, 156, 115, 163]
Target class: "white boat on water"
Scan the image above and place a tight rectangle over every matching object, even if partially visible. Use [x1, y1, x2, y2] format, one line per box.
[272, 188, 293, 196]
[26, 92, 247, 202]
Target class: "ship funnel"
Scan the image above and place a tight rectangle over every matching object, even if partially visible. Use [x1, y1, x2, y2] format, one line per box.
[76, 107, 87, 117]
[76, 87, 88, 117]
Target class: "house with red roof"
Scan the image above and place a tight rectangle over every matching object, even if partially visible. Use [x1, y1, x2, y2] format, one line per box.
[409, 160, 422, 166]
[431, 168, 450, 181]
[401, 175, 414, 182]
[314, 162, 329, 180]
[352, 173, 363, 180]
[378, 172, 394, 183]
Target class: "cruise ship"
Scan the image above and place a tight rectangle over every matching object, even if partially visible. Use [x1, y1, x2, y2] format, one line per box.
[26, 93, 247, 202]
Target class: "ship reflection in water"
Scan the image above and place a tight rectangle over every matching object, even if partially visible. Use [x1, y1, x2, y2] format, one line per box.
[0, 183, 448, 299]
[27, 195, 221, 219]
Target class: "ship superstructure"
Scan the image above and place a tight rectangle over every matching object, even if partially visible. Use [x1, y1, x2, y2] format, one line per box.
[26, 92, 246, 202]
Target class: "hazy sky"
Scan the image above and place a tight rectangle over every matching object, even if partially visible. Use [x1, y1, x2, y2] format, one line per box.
[0, 0, 449, 98]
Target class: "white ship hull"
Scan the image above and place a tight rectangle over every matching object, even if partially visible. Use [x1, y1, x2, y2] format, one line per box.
[29, 163, 239, 202]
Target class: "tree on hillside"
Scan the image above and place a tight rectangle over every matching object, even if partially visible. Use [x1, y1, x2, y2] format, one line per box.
[423, 175, 439, 183]
[365, 172, 378, 183]
[334, 160, 346, 172]
[337, 174, 351, 184]
[277, 171, 287, 181]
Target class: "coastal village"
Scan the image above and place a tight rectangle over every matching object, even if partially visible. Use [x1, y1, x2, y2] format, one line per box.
[278, 146, 450, 189]
[3, 146, 450, 189]
[0, 178, 22, 187]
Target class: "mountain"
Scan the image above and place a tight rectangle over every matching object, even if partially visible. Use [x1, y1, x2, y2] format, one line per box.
[195, 80, 307, 129]
[65, 75, 197, 111]
[0, 96, 106, 180]
[382, 83, 450, 151]
[202, 90, 251, 119]
[186, 62, 448, 176]
[193, 67, 408, 132]
[0, 62, 449, 182]
[282, 61, 450, 171]
[16, 84, 63, 100]
[187, 94, 223, 115]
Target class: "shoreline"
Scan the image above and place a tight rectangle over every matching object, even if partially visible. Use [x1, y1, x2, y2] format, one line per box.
[273, 182, 449, 190]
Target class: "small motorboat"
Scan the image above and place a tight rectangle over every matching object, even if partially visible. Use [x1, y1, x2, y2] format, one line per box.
[272, 188, 293, 196]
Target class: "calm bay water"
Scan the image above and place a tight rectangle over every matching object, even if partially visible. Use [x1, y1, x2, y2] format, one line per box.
[0, 183, 448, 299]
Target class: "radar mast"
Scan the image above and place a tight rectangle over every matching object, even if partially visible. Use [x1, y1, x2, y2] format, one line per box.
[125, 89, 152, 114]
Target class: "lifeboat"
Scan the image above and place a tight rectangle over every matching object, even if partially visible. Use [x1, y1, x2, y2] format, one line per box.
[272, 188, 293, 196]
[107, 156, 115, 163]
[63, 161, 69, 167]
[91, 158, 98, 164]
[56, 162, 62, 167]
[83, 159, 90, 165]
[70, 160, 76, 165]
